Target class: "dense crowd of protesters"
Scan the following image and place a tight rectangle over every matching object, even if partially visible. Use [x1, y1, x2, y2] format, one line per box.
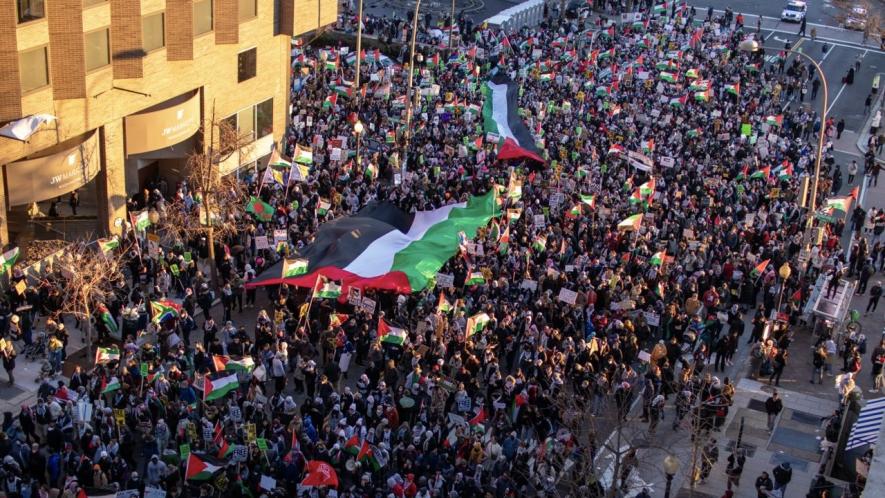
[0, 3, 879, 498]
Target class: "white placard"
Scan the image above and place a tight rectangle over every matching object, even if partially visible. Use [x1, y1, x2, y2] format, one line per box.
[638, 350, 652, 362]
[361, 297, 376, 314]
[659, 156, 675, 168]
[436, 273, 455, 288]
[565, 265, 576, 273]
[558, 288, 578, 305]
[533, 214, 546, 227]
[273, 229, 288, 245]
[643, 311, 660, 326]
[144, 488, 166, 498]
[520, 279, 538, 291]
[254, 236, 270, 250]
[348, 287, 362, 306]
[330, 148, 342, 161]
[260, 475, 277, 491]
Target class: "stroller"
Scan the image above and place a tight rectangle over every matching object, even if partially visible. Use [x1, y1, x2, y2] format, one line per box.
[23, 331, 47, 360]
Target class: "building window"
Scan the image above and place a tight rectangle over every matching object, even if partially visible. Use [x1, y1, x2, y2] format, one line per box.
[238, 0, 257, 21]
[85, 29, 110, 72]
[84, 0, 108, 7]
[193, 0, 213, 35]
[19, 46, 49, 92]
[17, 0, 44, 23]
[142, 13, 165, 52]
[236, 107, 255, 142]
[256, 99, 273, 138]
[237, 47, 256, 83]
[227, 99, 274, 143]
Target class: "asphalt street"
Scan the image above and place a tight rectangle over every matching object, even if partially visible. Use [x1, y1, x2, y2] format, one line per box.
[687, 0, 883, 28]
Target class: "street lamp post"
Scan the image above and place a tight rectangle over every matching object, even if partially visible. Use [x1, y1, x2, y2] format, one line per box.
[402, 0, 422, 178]
[738, 39, 829, 237]
[354, 0, 364, 94]
[777, 262, 792, 312]
[354, 121, 364, 169]
[663, 454, 680, 498]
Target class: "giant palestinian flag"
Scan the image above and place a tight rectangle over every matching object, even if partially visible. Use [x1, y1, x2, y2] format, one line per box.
[246, 191, 498, 294]
[483, 73, 545, 163]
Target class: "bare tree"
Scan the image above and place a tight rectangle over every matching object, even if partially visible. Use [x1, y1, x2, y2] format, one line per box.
[831, 0, 881, 40]
[52, 240, 129, 357]
[154, 105, 254, 285]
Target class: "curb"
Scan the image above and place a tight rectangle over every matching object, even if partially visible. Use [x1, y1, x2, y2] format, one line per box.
[856, 74, 885, 154]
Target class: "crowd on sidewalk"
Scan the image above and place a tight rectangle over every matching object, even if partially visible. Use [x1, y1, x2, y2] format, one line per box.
[0, 4, 874, 498]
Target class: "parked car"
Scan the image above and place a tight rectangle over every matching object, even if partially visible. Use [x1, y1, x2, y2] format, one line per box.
[781, 0, 807, 22]
[844, 5, 868, 31]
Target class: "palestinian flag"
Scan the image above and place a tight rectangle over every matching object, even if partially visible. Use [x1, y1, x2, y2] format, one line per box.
[316, 280, 342, 299]
[670, 95, 688, 108]
[95, 346, 120, 364]
[97, 237, 120, 254]
[685, 68, 700, 79]
[641, 139, 655, 153]
[849, 186, 860, 200]
[618, 213, 643, 231]
[344, 435, 360, 455]
[102, 377, 121, 394]
[776, 162, 793, 180]
[629, 189, 644, 205]
[686, 128, 701, 138]
[566, 204, 582, 218]
[766, 115, 784, 127]
[150, 300, 181, 324]
[378, 319, 407, 346]
[653, 3, 668, 15]
[216, 437, 234, 459]
[751, 259, 770, 278]
[689, 80, 710, 91]
[469, 408, 487, 427]
[659, 71, 677, 83]
[725, 82, 740, 95]
[203, 372, 239, 401]
[330, 313, 349, 327]
[482, 73, 545, 163]
[580, 194, 596, 208]
[282, 258, 308, 278]
[695, 88, 712, 102]
[98, 305, 119, 336]
[245, 191, 498, 294]
[294, 145, 313, 165]
[532, 235, 547, 252]
[0, 247, 20, 272]
[316, 199, 331, 216]
[826, 196, 852, 213]
[465, 312, 491, 338]
[212, 355, 256, 374]
[538, 72, 555, 82]
[506, 208, 522, 223]
[608, 144, 625, 155]
[437, 292, 453, 313]
[650, 251, 666, 266]
[246, 196, 274, 222]
[186, 454, 223, 481]
[466, 271, 486, 285]
[510, 393, 528, 422]
[656, 61, 678, 71]
[750, 166, 770, 180]
[639, 178, 656, 196]
[322, 93, 338, 110]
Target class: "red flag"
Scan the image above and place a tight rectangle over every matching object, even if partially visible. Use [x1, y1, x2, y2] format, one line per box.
[301, 460, 339, 488]
[356, 440, 371, 461]
[469, 407, 487, 426]
[849, 186, 860, 200]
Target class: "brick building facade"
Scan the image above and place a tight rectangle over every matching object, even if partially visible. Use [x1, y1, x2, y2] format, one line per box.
[0, 0, 337, 246]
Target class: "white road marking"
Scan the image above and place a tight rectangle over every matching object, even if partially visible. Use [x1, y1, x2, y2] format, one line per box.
[827, 83, 849, 113]
[774, 36, 789, 43]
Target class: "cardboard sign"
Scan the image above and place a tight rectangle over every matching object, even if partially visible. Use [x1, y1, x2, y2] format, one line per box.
[558, 288, 578, 305]
[114, 409, 126, 426]
[254, 235, 269, 250]
[256, 438, 268, 451]
[183, 252, 192, 262]
[260, 475, 277, 491]
[348, 287, 362, 306]
[273, 229, 287, 246]
[14, 280, 25, 295]
[180, 444, 190, 459]
[246, 423, 257, 442]
[436, 273, 455, 288]
[361, 297, 376, 315]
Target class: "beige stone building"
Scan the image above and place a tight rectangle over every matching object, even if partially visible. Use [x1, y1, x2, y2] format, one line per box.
[0, 0, 337, 246]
